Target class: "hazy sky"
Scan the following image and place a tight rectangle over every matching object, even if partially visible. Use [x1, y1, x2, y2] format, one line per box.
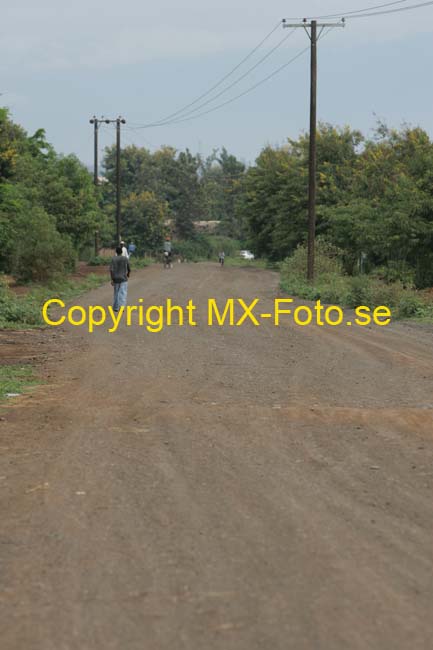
[2, 0, 433, 166]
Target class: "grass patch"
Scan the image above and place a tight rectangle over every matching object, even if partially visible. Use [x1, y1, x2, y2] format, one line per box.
[0, 274, 106, 329]
[223, 257, 268, 269]
[0, 365, 37, 400]
[129, 256, 154, 269]
[88, 255, 154, 269]
[87, 255, 112, 266]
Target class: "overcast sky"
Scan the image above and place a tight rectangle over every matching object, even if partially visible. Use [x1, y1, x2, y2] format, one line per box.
[2, 0, 433, 166]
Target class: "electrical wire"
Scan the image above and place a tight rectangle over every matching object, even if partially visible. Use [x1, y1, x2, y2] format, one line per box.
[135, 46, 309, 129]
[92, 14, 346, 137]
[123, 125, 158, 149]
[140, 28, 297, 128]
[284, 0, 411, 20]
[342, 0, 433, 18]
[284, 0, 433, 20]
[156, 23, 336, 129]
[128, 19, 283, 128]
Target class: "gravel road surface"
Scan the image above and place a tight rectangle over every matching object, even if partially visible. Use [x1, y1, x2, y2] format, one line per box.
[1, 263, 433, 649]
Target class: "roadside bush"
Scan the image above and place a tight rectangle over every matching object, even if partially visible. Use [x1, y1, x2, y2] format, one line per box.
[280, 239, 348, 301]
[397, 293, 427, 318]
[170, 235, 243, 262]
[206, 236, 242, 257]
[0, 282, 42, 326]
[279, 239, 433, 320]
[88, 255, 111, 266]
[414, 252, 433, 289]
[172, 235, 213, 261]
[370, 281, 406, 310]
[371, 262, 415, 288]
[13, 210, 76, 282]
[318, 273, 351, 304]
[129, 257, 153, 269]
[0, 274, 106, 329]
[281, 239, 344, 280]
[345, 276, 373, 308]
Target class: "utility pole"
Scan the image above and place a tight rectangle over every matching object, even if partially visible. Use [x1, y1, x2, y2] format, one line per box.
[282, 18, 344, 280]
[90, 116, 126, 243]
[115, 117, 123, 245]
[89, 116, 101, 186]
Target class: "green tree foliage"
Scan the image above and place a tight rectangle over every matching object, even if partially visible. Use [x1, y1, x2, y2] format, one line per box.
[237, 145, 307, 260]
[14, 208, 76, 282]
[102, 144, 246, 242]
[121, 191, 167, 252]
[325, 125, 433, 283]
[0, 108, 27, 179]
[0, 108, 102, 281]
[171, 149, 201, 237]
[103, 144, 202, 239]
[198, 148, 246, 237]
[0, 184, 75, 281]
[239, 122, 433, 288]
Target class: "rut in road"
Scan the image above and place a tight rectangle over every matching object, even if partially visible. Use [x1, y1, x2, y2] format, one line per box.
[1, 263, 433, 650]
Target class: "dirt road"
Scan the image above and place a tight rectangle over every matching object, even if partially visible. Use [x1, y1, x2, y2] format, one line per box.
[1, 263, 433, 649]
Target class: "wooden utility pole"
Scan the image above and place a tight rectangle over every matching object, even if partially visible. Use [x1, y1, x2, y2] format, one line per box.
[89, 116, 100, 186]
[308, 20, 317, 282]
[282, 18, 344, 280]
[116, 118, 121, 244]
[91, 116, 126, 243]
[114, 117, 126, 244]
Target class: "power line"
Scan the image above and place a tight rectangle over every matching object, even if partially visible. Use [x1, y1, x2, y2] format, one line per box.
[123, 126, 158, 149]
[341, 0, 433, 18]
[284, 0, 433, 20]
[123, 1, 431, 134]
[284, 0, 411, 20]
[128, 20, 282, 128]
[133, 46, 309, 129]
[140, 28, 297, 128]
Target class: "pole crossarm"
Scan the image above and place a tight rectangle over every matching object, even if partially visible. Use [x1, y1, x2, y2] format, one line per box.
[282, 20, 345, 27]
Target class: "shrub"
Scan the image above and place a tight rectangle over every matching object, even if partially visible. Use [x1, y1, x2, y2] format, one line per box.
[345, 276, 373, 308]
[88, 255, 111, 266]
[397, 293, 427, 318]
[0, 282, 42, 326]
[372, 262, 415, 288]
[13, 209, 76, 282]
[281, 239, 344, 280]
[280, 239, 348, 302]
[129, 257, 153, 269]
[318, 273, 351, 304]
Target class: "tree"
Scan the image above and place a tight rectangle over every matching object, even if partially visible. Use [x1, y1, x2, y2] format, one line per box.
[0, 108, 28, 181]
[0, 108, 103, 280]
[121, 191, 167, 252]
[172, 149, 201, 238]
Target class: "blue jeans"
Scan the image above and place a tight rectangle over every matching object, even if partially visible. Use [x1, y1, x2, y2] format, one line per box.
[113, 281, 128, 311]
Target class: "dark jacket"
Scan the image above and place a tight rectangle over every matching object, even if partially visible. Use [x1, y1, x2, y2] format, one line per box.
[110, 255, 130, 283]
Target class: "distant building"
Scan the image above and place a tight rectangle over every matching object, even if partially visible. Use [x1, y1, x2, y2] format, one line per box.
[193, 221, 220, 233]
[164, 219, 220, 233]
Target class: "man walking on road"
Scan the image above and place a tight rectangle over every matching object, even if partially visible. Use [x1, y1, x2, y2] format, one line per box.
[163, 236, 173, 269]
[110, 246, 130, 311]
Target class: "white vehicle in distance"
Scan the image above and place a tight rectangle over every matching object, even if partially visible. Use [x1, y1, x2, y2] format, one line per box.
[239, 250, 255, 260]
